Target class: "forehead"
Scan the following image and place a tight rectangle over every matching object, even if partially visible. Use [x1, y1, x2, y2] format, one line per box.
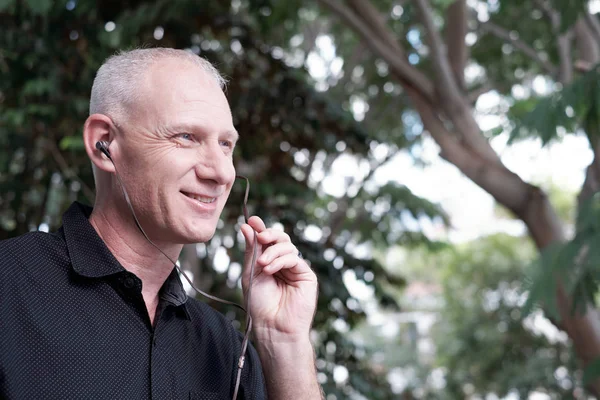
[131, 59, 234, 132]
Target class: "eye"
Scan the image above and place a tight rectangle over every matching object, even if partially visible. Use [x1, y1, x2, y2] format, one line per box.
[219, 139, 233, 149]
[177, 133, 194, 141]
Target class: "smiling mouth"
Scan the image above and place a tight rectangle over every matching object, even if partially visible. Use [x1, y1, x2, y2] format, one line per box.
[181, 191, 217, 204]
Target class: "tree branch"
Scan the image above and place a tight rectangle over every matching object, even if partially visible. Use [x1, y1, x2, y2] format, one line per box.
[412, 83, 600, 395]
[408, 88, 529, 213]
[346, 0, 405, 55]
[584, 11, 600, 46]
[479, 21, 558, 77]
[414, 0, 463, 104]
[445, 0, 468, 90]
[574, 17, 600, 65]
[317, 0, 435, 103]
[410, 0, 503, 166]
[556, 31, 574, 84]
[535, 0, 573, 84]
[578, 128, 600, 210]
[578, 153, 600, 210]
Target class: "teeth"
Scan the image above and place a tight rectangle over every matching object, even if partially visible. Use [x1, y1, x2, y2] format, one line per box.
[187, 193, 216, 203]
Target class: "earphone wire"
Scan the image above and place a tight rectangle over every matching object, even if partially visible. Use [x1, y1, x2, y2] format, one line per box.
[101, 144, 256, 400]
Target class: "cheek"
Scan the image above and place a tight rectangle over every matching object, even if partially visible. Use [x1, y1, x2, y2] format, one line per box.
[134, 166, 174, 203]
[139, 180, 161, 204]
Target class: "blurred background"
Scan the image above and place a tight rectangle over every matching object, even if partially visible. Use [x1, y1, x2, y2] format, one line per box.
[5, 0, 600, 398]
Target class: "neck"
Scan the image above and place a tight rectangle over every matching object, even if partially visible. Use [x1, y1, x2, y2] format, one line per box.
[89, 200, 183, 323]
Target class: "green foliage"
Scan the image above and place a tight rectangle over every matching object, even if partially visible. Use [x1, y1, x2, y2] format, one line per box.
[584, 358, 600, 385]
[24, 0, 52, 15]
[0, 0, 15, 12]
[0, 0, 448, 397]
[6, 0, 600, 396]
[551, 0, 589, 32]
[421, 235, 578, 398]
[244, 0, 425, 154]
[546, 183, 578, 224]
[257, 0, 600, 396]
[524, 192, 600, 322]
[59, 136, 84, 151]
[353, 235, 581, 398]
[509, 66, 600, 145]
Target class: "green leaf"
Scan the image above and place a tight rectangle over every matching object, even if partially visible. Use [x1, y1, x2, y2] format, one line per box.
[1, 109, 26, 127]
[0, 0, 15, 12]
[552, 0, 588, 32]
[26, 104, 56, 118]
[59, 136, 84, 151]
[508, 66, 600, 145]
[522, 243, 562, 320]
[98, 25, 123, 49]
[583, 358, 600, 385]
[23, 78, 56, 96]
[25, 0, 53, 15]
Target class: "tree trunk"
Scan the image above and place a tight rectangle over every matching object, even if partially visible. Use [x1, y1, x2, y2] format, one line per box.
[414, 83, 600, 398]
[317, 0, 600, 394]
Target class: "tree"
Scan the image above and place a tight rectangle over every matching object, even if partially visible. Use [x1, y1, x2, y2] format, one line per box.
[356, 234, 582, 398]
[240, 0, 600, 394]
[429, 234, 580, 399]
[0, 0, 448, 397]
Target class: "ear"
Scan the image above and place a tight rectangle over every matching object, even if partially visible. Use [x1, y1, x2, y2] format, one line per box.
[83, 114, 117, 173]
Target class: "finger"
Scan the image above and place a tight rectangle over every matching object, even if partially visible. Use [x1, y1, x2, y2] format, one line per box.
[256, 229, 291, 246]
[263, 253, 301, 275]
[257, 242, 297, 266]
[240, 224, 262, 287]
[247, 216, 267, 233]
[240, 224, 257, 252]
[240, 224, 263, 273]
[241, 223, 254, 243]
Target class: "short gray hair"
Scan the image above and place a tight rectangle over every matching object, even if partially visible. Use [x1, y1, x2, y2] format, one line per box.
[89, 48, 227, 123]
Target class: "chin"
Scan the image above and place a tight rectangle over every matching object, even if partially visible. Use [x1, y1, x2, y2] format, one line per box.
[179, 230, 216, 245]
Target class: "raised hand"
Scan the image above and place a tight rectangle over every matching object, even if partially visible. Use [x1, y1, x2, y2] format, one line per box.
[240, 216, 318, 340]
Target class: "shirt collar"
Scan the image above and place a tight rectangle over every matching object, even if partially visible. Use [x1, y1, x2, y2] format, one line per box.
[159, 267, 189, 308]
[62, 202, 189, 312]
[63, 201, 124, 278]
[159, 268, 191, 319]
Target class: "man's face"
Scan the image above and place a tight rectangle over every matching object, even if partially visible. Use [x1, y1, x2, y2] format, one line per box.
[112, 59, 237, 245]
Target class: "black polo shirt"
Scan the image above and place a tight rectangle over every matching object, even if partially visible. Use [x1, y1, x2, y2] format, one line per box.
[0, 202, 265, 399]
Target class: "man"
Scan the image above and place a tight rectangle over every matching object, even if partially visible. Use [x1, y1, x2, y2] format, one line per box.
[0, 48, 322, 399]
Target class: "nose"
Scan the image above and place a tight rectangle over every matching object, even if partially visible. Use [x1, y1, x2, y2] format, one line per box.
[194, 142, 234, 186]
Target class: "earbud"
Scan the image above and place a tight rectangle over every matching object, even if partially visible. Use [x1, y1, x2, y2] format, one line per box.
[95, 141, 112, 159]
